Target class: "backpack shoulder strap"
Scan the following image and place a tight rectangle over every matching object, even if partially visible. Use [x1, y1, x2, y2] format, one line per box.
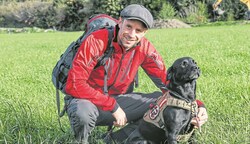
[103, 27, 114, 95]
[95, 27, 114, 67]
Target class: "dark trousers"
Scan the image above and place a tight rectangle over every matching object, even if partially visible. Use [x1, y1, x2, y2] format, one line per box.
[64, 91, 162, 143]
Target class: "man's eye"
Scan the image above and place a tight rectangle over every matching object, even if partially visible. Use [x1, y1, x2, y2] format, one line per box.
[126, 25, 132, 29]
[136, 29, 142, 33]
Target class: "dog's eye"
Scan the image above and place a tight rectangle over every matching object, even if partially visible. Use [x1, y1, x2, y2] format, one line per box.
[181, 60, 188, 67]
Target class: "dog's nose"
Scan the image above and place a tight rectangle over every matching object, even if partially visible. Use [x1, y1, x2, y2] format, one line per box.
[192, 65, 199, 70]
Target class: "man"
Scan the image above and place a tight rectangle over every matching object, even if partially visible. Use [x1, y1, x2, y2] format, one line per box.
[64, 4, 208, 143]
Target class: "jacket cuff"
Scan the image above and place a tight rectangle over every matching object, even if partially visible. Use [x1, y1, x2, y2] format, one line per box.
[111, 103, 120, 113]
[196, 99, 205, 108]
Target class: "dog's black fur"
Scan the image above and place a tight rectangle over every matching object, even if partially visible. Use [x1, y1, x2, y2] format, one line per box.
[138, 57, 201, 144]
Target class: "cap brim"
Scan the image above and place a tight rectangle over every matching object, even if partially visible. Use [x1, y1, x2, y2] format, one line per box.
[124, 17, 149, 29]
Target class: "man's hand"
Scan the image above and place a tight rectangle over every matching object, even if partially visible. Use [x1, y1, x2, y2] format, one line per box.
[191, 107, 208, 128]
[112, 107, 127, 127]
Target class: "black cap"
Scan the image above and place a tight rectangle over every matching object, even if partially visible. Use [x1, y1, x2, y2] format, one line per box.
[120, 4, 154, 29]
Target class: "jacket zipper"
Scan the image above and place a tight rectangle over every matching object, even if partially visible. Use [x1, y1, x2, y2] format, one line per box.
[108, 53, 125, 90]
[120, 50, 135, 81]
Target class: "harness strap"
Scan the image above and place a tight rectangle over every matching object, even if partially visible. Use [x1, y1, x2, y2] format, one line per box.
[177, 128, 195, 142]
[143, 93, 168, 128]
[56, 82, 66, 132]
[165, 95, 196, 112]
[143, 91, 198, 142]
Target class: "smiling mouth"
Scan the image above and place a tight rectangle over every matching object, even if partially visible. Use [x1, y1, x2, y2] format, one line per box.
[125, 37, 136, 42]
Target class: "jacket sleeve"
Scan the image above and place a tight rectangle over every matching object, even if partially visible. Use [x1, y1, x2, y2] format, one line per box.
[196, 99, 205, 108]
[140, 40, 168, 92]
[65, 30, 117, 112]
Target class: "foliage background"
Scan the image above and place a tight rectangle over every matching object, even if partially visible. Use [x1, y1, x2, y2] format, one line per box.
[0, 0, 249, 31]
[0, 24, 249, 143]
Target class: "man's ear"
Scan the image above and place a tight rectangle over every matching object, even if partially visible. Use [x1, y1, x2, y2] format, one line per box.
[118, 17, 123, 27]
[167, 66, 173, 80]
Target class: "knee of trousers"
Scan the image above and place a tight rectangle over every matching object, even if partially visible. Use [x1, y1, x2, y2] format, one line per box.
[67, 99, 99, 129]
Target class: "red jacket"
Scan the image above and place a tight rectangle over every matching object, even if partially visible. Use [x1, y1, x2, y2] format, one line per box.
[65, 26, 204, 112]
[65, 26, 168, 111]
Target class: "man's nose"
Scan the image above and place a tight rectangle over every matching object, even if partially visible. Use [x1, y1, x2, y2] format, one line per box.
[128, 29, 136, 37]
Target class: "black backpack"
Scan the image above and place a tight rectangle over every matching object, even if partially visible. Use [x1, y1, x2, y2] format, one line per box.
[51, 14, 118, 131]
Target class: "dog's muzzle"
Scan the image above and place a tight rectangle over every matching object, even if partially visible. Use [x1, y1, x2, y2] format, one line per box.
[188, 65, 200, 79]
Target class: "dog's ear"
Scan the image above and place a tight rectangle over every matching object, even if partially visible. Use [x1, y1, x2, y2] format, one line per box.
[167, 66, 173, 80]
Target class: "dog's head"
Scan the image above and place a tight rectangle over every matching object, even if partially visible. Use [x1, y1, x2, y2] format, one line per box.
[167, 57, 200, 84]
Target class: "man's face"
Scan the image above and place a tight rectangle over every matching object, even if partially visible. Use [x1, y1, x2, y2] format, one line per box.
[118, 19, 147, 50]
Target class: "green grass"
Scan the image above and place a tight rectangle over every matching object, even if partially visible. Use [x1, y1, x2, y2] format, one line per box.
[0, 25, 250, 143]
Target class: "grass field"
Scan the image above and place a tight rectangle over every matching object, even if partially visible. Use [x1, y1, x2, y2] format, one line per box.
[0, 24, 249, 143]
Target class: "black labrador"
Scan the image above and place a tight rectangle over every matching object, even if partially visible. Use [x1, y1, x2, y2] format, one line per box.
[138, 57, 201, 144]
